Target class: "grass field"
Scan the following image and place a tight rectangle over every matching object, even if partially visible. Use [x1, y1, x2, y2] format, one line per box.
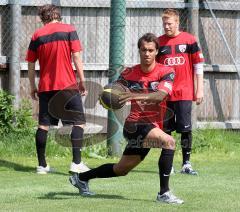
[0, 129, 240, 211]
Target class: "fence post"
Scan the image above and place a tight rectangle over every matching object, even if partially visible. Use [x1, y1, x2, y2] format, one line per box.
[234, 12, 240, 122]
[188, 0, 199, 129]
[107, 0, 126, 156]
[9, 1, 22, 108]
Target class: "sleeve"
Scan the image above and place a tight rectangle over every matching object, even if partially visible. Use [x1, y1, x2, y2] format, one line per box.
[69, 26, 82, 53]
[194, 63, 204, 75]
[25, 34, 38, 62]
[189, 36, 204, 64]
[157, 67, 175, 95]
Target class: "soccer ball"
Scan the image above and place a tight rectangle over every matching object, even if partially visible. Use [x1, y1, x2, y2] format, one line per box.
[99, 82, 128, 110]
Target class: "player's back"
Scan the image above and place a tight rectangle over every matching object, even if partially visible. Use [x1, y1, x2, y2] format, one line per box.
[27, 22, 82, 92]
[33, 22, 78, 68]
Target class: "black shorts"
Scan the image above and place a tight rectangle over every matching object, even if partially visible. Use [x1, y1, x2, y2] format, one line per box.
[122, 122, 155, 160]
[164, 100, 192, 133]
[38, 90, 86, 126]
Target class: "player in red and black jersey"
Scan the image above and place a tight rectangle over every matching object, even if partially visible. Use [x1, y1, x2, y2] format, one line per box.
[69, 33, 184, 204]
[157, 9, 204, 175]
[118, 63, 173, 130]
[26, 4, 89, 174]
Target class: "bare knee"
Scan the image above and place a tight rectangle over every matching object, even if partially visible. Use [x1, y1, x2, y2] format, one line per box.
[168, 136, 176, 149]
[163, 134, 176, 150]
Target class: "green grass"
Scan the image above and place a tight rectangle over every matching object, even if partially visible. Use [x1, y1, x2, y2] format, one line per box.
[0, 129, 240, 211]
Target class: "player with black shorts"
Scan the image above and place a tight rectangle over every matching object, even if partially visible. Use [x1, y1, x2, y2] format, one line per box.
[157, 9, 204, 175]
[26, 4, 89, 174]
[69, 33, 184, 204]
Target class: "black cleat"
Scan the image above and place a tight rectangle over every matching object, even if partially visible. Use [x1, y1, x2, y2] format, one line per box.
[69, 173, 95, 196]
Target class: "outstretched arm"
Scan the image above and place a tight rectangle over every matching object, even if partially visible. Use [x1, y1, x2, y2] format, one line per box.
[119, 89, 168, 105]
[118, 67, 174, 105]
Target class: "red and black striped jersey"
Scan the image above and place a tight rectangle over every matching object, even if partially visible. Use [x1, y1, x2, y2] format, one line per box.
[26, 22, 82, 92]
[119, 63, 175, 129]
[157, 32, 204, 101]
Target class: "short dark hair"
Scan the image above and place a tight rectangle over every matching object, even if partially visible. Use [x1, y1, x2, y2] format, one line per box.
[38, 4, 62, 23]
[137, 33, 159, 50]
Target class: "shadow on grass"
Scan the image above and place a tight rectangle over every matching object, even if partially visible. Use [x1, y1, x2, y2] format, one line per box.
[0, 159, 35, 172]
[39, 191, 154, 203]
[39, 191, 126, 200]
[0, 159, 68, 176]
[131, 169, 157, 174]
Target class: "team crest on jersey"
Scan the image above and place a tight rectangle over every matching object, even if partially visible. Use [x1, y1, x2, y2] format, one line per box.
[149, 81, 159, 91]
[179, 45, 187, 53]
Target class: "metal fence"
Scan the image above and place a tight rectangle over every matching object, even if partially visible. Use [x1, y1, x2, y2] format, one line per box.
[1, 0, 240, 129]
[0, 1, 239, 66]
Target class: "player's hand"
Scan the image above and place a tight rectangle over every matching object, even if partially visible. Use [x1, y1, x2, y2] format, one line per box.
[79, 82, 88, 96]
[195, 91, 203, 105]
[30, 87, 38, 100]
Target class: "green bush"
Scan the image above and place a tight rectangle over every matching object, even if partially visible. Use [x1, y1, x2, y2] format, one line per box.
[0, 90, 15, 134]
[173, 129, 240, 154]
[0, 90, 36, 135]
[13, 99, 36, 134]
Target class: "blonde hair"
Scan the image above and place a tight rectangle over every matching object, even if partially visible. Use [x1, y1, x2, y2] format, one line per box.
[162, 9, 180, 22]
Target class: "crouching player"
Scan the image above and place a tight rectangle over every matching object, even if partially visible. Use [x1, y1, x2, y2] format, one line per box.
[69, 33, 183, 204]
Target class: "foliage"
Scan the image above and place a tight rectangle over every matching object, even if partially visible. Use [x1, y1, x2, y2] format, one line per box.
[0, 90, 36, 135]
[192, 129, 240, 153]
[81, 134, 108, 158]
[13, 100, 36, 133]
[0, 89, 15, 134]
[172, 129, 240, 155]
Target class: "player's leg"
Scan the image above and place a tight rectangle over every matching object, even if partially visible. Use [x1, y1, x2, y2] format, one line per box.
[57, 89, 89, 173]
[181, 131, 192, 164]
[69, 154, 143, 196]
[69, 121, 151, 195]
[36, 91, 58, 174]
[163, 101, 176, 174]
[111, 121, 152, 175]
[143, 127, 175, 193]
[175, 100, 197, 175]
[143, 127, 183, 204]
[36, 125, 49, 171]
[163, 101, 176, 134]
[77, 154, 142, 181]
[175, 100, 192, 164]
[69, 124, 90, 173]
